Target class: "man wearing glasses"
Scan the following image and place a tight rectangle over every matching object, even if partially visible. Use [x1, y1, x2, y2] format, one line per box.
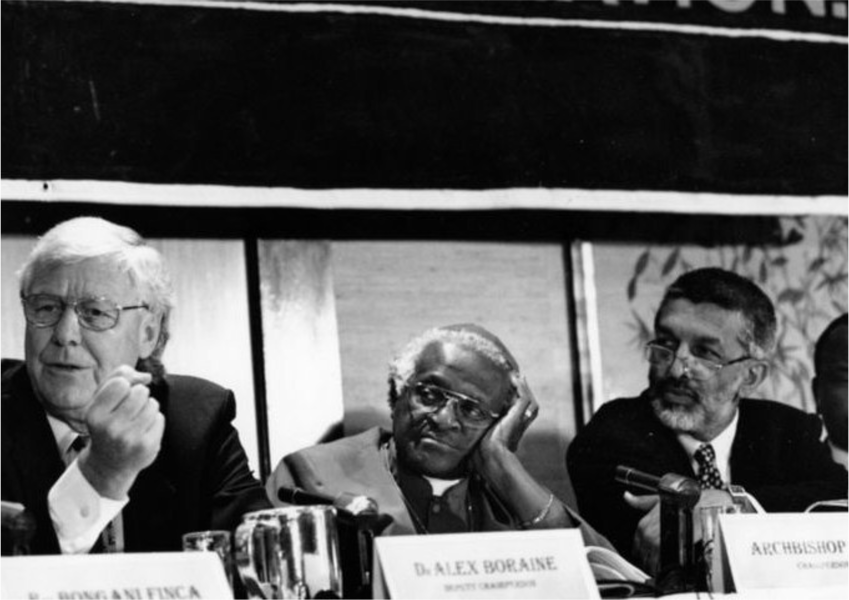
[567, 267, 847, 574]
[267, 323, 610, 545]
[2, 217, 269, 555]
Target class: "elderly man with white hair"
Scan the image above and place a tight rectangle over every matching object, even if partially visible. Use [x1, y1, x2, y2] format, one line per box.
[2, 217, 270, 556]
[267, 323, 610, 547]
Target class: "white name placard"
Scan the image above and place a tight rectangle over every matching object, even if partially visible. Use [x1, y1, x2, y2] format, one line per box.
[0, 551, 232, 599]
[718, 512, 848, 593]
[372, 529, 599, 599]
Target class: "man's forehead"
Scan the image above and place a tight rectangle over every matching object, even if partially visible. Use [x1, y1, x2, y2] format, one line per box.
[414, 341, 508, 385]
[28, 259, 135, 294]
[657, 299, 748, 340]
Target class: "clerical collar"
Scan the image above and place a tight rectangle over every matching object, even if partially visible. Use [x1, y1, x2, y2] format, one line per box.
[424, 476, 463, 497]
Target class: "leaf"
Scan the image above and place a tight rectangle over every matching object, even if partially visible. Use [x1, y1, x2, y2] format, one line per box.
[661, 249, 679, 277]
[808, 257, 826, 272]
[784, 228, 804, 245]
[630, 310, 652, 346]
[634, 250, 650, 277]
[777, 288, 805, 304]
[627, 276, 637, 301]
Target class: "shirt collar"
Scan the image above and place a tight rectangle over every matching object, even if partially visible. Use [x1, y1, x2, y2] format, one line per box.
[45, 412, 79, 456]
[676, 408, 739, 482]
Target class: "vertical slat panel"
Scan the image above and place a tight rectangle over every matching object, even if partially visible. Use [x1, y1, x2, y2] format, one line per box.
[1, 236, 33, 361]
[148, 239, 259, 476]
[258, 240, 344, 468]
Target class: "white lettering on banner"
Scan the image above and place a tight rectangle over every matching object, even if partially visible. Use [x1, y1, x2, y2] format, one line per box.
[564, 0, 844, 21]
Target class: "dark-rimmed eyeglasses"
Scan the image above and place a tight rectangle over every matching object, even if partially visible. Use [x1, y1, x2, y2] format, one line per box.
[410, 382, 501, 426]
[21, 294, 150, 332]
[645, 341, 751, 381]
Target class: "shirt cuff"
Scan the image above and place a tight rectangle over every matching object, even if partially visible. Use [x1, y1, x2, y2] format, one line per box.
[48, 459, 128, 554]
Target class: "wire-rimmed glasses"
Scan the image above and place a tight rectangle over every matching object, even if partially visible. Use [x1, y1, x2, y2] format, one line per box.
[410, 382, 501, 427]
[21, 294, 149, 332]
[645, 342, 751, 381]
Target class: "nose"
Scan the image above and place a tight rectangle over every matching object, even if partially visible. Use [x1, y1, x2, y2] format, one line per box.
[427, 398, 461, 429]
[667, 347, 693, 379]
[51, 305, 82, 346]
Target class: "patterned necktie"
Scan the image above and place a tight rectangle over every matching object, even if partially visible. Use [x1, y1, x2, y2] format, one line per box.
[694, 443, 724, 490]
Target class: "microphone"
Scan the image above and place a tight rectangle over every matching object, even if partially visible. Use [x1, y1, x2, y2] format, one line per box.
[615, 465, 700, 503]
[278, 487, 379, 516]
[615, 465, 662, 493]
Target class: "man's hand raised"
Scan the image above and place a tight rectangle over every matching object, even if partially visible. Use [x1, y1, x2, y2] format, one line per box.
[77, 366, 165, 500]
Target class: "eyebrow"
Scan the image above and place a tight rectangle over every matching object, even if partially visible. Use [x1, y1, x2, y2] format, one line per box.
[655, 324, 724, 348]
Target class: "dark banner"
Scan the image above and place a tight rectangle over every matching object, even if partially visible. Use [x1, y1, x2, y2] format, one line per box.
[391, 0, 847, 34]
[2, 1, 846, 193]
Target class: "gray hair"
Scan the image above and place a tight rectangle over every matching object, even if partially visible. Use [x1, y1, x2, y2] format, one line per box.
[387, 326, 520, 407]
[658, 267, 777, 360]
[18, 217, 174, 380]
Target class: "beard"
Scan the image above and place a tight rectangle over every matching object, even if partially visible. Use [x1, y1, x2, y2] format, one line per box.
[649, 378, 706, 435]
[651, 395, 706, 434]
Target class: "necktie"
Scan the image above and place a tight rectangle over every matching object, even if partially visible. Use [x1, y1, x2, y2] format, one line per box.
[66, 435, 89, 465]
[694, 443, 724, 490]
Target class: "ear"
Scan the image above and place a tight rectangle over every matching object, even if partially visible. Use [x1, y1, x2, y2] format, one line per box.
[137, 311, 162, 360]
[739, 360, 769, 395]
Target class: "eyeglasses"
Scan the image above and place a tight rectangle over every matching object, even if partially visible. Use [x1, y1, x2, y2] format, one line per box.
[410, 382, 501, 426]
[21, 294, 150, 332]
[645, 341, 751, 381]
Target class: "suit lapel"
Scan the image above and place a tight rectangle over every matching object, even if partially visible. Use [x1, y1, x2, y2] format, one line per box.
[2, 365, 66, 553]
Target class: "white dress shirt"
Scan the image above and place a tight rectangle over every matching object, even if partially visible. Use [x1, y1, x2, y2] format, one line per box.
[46, 414, 127, 554]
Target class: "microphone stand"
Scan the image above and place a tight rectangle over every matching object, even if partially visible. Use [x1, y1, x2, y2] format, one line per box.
[616, 466, 701, 594]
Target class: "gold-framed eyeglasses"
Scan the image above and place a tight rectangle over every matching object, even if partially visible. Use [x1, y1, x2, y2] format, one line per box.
[411, 382, 501, 426]
[21, 294, 150, 332]
[645, 341, 751, 381]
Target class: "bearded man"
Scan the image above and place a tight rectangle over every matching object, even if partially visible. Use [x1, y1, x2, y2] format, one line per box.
[567, 268, 847, 574]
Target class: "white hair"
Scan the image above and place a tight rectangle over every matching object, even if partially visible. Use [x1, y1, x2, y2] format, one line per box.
[18, 217, 174, 378]
[387, 326, 518, 406]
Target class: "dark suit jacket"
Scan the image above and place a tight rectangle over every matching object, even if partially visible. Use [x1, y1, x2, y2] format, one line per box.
[566, 393, 848, 558]
[268, 426, 614, 549]
[2, 360, 271, 555]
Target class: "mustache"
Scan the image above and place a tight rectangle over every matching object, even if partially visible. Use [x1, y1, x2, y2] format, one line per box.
[653, 378, 699, 400]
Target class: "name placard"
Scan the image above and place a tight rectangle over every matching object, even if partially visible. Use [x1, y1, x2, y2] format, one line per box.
[0, 551, 232, 599]
[372, 529, 598, 599]
[717, 512, 848, 594]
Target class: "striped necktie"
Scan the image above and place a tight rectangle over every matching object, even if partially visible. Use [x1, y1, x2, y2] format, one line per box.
[694, 443, 724, 490]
